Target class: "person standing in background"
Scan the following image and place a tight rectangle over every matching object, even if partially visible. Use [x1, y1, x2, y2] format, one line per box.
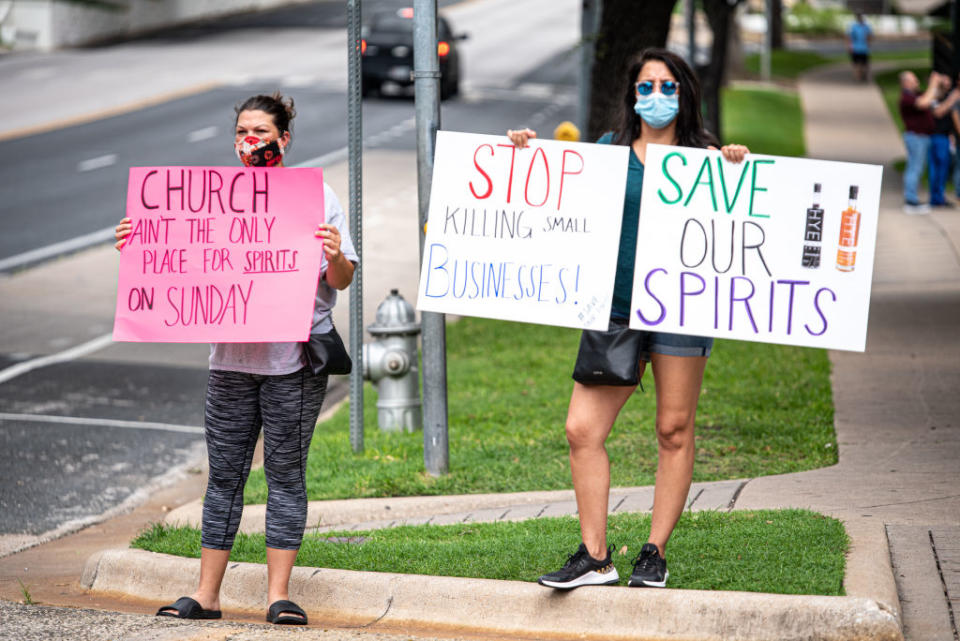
[949, 76, 960, 202]
[928, 75, 960, 207]
[847, 13, 872, 82]
[900, 71, 946, 213]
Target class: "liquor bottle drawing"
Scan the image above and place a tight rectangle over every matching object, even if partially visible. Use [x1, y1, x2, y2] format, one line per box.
[836, 185, 861, 272]
[801, 183, 824, 268]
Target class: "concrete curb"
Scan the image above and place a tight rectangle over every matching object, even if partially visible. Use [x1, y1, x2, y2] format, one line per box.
[83, 548, 902, 641]
[162, 481, 746, 532]
[165, 487, 586, 530]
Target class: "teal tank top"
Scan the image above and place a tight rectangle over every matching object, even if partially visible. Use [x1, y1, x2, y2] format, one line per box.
[596, 132, 644, 320]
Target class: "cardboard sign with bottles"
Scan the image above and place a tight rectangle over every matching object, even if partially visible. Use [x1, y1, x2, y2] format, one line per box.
[632, 145, 882, 352]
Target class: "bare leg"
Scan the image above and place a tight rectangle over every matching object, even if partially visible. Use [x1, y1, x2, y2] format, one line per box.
[566, 381, 639, 560]
[647, 354, 708, 556]
[267, 547, 300, 613]
[190, 547, 230, 611]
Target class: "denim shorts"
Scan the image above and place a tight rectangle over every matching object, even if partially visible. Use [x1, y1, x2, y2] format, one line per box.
[612, 317, 713, 361]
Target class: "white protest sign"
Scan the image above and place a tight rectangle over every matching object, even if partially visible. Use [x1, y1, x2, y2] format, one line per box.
[629, 144, 882, 352]
[417, 131, 630, 330]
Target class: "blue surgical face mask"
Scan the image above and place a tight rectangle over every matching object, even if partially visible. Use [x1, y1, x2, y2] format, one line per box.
[634, 93, 679, 129]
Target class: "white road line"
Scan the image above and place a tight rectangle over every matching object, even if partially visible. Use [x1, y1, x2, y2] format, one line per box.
[77, 153, 117, 172]
[0, 226, 115, 272]
[0, 332, 113, 385]
[296, 118, 417, 168]
[295, 146, 349, 168]
[187, 125, 218, 143]
[0, 412, 203, 434]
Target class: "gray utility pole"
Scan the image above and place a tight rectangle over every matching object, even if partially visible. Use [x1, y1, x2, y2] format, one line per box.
[686, 0, 696, 64]
[347, 0, 364, 453]
[578, 0, 601, 136]
[413, 0, 449, 476]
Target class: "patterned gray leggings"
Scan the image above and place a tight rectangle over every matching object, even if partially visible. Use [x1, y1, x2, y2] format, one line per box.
[201, 367, 328, 551]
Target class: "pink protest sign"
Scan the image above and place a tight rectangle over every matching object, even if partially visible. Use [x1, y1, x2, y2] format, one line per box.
[113, 166, 325, 343]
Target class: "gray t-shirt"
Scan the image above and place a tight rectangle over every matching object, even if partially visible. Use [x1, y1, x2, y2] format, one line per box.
[208, 182, 359, 375]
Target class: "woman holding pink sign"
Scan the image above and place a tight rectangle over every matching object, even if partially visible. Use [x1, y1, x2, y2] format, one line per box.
[115, 93, 357, 625]
[509, 48, 748, 590]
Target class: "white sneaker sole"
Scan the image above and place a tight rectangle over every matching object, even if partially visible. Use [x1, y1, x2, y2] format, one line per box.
[628, 569, 669, 588]
[538, 568, 620, 590]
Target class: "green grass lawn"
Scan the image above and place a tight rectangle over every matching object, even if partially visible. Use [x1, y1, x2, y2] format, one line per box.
[133, 509, 847, 594]
[721, 86, 805, 155]
[243, 318, 835, 503]
[743, 48, 930, 81]
[744, 50, 838, 79]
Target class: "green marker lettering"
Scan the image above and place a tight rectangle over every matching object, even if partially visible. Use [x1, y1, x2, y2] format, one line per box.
[658, 151, 687, 205]
[716, 157, 750, 214]
[749, 159, 775, 218]
[683, 156, 718, 212]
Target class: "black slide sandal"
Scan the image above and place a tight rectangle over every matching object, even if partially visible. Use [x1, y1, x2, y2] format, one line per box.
[267, 599, 308, 625]
[156, 596, 222, 619]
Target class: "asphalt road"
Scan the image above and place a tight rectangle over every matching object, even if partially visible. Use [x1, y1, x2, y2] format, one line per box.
[0, 0, 579, 545]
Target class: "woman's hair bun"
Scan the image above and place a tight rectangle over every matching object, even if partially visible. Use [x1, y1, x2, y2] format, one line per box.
[235, 92, 296, 134]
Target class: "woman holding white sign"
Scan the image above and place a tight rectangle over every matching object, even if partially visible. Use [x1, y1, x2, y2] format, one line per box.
[115, 93, 358, 624]
[509, 48, 748, 590]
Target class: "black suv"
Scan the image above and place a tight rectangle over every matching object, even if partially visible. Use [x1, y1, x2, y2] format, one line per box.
[361, 7, 467, 100]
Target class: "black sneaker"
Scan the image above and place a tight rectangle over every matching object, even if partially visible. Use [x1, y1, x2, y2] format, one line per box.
[627, 543, 669, 588]
[537, 543, 620, 589]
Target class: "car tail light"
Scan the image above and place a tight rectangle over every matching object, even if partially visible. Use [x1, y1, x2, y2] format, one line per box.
[438, 41, 450, 57]
[361, 38, 367, 55]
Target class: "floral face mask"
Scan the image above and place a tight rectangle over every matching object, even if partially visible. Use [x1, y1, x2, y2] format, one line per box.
[235, 135, 285, 167]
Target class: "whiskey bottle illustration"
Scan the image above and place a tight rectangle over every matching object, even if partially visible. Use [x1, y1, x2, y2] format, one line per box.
[801, 182, 824, 268]
[836, 185, 861, 272]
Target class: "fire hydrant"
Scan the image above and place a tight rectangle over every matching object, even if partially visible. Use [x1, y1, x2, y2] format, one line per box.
[362, 289, 422, 432]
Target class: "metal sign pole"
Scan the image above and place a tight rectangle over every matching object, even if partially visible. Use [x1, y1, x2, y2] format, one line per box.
[762, 0, 773, 81]
[413, 0, 449, 476]
[347, 0, 364, 453]
[578, 0, 600, 136]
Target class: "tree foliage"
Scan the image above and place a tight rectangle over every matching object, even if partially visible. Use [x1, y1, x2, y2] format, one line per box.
[586, 0, 677, 141]
[586, 0, 749, 144]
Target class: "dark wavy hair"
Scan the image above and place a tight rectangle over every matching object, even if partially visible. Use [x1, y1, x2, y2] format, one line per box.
[234, 92, 296, 136]
[611, 48, 717, 150]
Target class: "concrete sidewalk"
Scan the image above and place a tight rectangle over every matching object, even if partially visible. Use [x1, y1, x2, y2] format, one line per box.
[3, 65, 959, 641]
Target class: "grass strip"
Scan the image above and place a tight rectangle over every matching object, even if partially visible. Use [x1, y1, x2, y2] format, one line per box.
[242, 319, 835, 503]
[744, 50, 839, 79]
[133, 509, 847, 595]
[743, 48, 930, 81]
[722, 86, 805, 155]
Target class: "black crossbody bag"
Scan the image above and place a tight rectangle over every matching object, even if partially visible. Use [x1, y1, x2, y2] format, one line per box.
[572, 319, 644, 387]
[302, 325, 352, 376]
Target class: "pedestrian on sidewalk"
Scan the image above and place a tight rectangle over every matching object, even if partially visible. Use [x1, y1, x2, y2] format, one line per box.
[846, 13, 872, 83]
[928, 75, 960, 207]
[899, 70, 953, 213]
[114, 93, 358, 625]
[950, 79, 960, 200]
[508, 48, 748, 590]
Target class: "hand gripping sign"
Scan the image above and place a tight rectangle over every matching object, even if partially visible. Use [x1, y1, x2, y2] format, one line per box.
[629, 145, 882, 352]
[113, 166, 325, 343]
[416, 131, 630, 330]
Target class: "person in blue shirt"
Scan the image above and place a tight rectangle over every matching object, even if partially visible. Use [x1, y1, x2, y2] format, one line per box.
[507, 48, 748, 590]
[847, 13, 873, 82]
